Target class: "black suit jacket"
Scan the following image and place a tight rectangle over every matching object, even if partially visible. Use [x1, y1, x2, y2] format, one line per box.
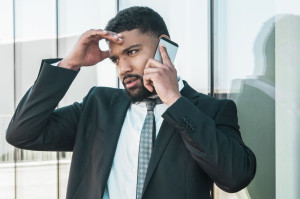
[6, 59, 256, 199]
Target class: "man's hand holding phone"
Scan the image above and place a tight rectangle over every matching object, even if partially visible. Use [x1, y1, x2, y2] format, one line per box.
[143, 41, 181, 107]
[58, 29, 123, 71]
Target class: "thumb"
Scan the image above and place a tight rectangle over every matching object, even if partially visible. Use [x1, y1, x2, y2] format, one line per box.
[143, 79, 154, 92]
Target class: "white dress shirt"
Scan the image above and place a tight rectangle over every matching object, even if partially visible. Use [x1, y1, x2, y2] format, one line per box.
[102, 79, 184, 199]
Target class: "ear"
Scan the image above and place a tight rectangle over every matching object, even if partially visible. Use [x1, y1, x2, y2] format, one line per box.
[159, 34, 170, 40]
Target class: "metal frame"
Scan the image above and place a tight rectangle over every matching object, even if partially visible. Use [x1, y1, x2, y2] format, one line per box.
[209, 0, 215, 97]
[55, 1, 60, 198]
[209, 1, 216, 197]
[12, 0, 17, 198]
[116, 0, 120, 88]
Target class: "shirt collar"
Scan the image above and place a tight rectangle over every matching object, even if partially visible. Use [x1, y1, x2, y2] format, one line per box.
[177, 76, 184, 92]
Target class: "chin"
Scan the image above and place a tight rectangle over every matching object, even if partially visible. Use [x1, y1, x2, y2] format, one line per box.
[125, 85, 153, 103]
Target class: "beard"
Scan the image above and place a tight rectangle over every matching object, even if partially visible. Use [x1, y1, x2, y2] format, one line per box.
[122, 74, 155, 103]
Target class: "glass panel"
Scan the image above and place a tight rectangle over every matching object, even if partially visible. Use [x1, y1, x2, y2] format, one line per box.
[0, 0, 15, 198]
[58, 0, 117, 107]
[58, 152, 72, 199]
[214, 0, 275, 198]
[14, 0, 58, 198]
[119, 0, 209, 93]
[275, 1, 300, 198]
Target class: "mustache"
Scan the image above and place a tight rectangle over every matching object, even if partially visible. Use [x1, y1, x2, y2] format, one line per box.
[122, 74, 143, 84]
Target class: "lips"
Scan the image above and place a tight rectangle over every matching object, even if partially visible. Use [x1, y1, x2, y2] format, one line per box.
[124, 77, 139, 88]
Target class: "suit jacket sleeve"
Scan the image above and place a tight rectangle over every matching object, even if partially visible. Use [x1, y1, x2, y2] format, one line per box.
[162, 96, 256, 193]
[6, 59, 90, 151]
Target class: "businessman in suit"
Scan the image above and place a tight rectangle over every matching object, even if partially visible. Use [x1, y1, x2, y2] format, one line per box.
[6, 6, 256, 199]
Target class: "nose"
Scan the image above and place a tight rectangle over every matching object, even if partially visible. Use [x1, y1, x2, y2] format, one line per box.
[118, 57, 133, 76]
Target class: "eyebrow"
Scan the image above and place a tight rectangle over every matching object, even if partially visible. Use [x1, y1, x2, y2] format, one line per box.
[109, 44, 143, 61]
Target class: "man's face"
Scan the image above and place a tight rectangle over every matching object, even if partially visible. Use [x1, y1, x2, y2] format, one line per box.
[108, 29, 158, 102]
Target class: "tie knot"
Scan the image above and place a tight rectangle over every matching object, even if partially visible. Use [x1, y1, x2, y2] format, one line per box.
[145, 100, 156, 111]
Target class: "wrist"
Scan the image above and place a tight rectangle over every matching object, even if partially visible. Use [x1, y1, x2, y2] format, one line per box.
[58, 58, 81, 71]
[165, 93, 182, 106]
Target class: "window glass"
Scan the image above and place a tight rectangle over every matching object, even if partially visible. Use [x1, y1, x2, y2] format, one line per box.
[213, 0, 275, 198]
[0, 0, 16, 198]
[14, 0, 58, 198]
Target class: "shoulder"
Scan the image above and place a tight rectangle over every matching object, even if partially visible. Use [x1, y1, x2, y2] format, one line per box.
[90, 86, 123, 96]
[197, 93, 235, 108]
[83, 86, 125, 102]
[181, 81, 236, 116]
[182, 80, 234, 105]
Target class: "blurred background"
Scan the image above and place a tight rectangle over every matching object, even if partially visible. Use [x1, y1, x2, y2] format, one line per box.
[0, 0, 299, 198]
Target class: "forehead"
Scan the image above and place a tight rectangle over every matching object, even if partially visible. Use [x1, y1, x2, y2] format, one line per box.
[108, 29, 157, 54]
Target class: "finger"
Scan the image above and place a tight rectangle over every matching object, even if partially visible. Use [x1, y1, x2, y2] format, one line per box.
[103, 30, 122, 38]
[144, 83, 154, 92]
[86, 29, 109, 37]
[144, 58, 164, 69]
[143, 67, 161, 76]
[84, 29, 105, 39]
[88, 36, 102, 43]
[159, 44, 173, 67]
[86, 29, 123, 43]
[100, 32, 123, 43]
[80, 29, 104, 44]
[143, 74, 155, 92]
[89, 30, 118, 38]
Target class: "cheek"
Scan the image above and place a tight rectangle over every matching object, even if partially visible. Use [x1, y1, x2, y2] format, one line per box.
[115, 67, 124, 81]
[133, 55, 149, 74]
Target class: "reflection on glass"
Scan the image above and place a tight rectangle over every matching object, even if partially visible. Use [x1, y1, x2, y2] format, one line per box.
[0, 117, 15, 199]
[14, 0, 58, 198]
[213, 0, 276, 199]
[0, 0, 15, 198]
[58, 152, 72, 199]
[230, 17, 275, 199]
[275, 14, 300, 199]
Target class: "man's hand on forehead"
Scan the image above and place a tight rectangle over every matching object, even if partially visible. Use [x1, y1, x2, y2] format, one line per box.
[58, 29, 123, 71]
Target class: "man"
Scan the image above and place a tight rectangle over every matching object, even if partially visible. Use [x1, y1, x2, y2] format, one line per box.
[6, 6, 256, 199]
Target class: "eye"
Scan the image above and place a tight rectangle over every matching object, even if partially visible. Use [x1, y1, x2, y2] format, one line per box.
[111, 58, 119, 64]
[128, 49, 139, 56]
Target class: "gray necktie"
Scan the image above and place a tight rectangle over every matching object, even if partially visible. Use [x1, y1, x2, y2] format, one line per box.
[136, 100, 156, 199]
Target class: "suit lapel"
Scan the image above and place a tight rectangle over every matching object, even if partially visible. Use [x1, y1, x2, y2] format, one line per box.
[142, 120, 176, 194]
[102, 90, 130, 189]
[142, 81, 200, 195]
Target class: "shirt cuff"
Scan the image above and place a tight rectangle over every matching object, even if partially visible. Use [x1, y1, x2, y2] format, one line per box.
[51, 61, 60, 66]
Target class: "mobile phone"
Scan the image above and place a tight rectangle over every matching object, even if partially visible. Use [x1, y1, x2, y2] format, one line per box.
[154, 37, 179, 63]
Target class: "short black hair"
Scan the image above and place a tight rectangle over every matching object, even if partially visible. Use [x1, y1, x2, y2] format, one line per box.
[105, 6, 170, 38]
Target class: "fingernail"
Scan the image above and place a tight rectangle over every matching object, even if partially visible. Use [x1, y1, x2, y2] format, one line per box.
[117, 33, 122, 37]
[103, 30, 107, 33]
[114, 34, 118, 38]
[118, 37, 123, 41]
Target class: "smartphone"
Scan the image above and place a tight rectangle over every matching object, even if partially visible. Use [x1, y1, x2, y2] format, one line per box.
[154, 37, 179, 63]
